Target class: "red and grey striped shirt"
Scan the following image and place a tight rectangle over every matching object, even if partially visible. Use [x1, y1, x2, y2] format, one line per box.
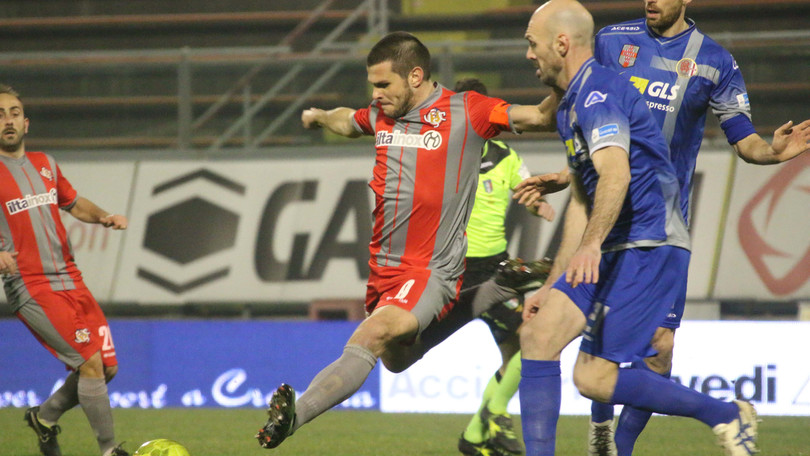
[352, 83, 514, 278]
[0, 152, 81, 310]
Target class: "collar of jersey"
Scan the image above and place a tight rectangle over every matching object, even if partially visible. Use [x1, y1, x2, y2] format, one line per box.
[561, 57, 596, 106]
[398, 81, 444, 123]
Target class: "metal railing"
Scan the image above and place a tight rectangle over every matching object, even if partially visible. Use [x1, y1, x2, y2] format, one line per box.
[1, 26, 808, 152]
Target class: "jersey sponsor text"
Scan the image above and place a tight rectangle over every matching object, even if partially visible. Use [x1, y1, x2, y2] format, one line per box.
[375, 130, 443, 150]
[5, 188, 58, 215]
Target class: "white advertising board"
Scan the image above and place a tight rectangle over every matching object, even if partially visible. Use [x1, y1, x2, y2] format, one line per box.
[26, 144, 803, 304]
[714, 154, 810, 299]
[380, 320, 810, 416]
[57, 161, 136, 301]
[112, 158, 377, 302]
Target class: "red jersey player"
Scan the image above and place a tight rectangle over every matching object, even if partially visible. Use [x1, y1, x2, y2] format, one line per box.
[0, 85, 130, 456]
[256, 31, 557, 450]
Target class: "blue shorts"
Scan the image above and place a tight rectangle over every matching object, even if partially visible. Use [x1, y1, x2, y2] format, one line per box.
[552, 245, 690, 364]
[660, 264, 688, 329]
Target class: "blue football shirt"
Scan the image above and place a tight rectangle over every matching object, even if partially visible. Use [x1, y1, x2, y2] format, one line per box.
[595, 18, 756, 224]
[557, 58, 689, 252]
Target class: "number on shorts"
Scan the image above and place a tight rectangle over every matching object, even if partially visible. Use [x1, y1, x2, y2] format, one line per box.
[98, 325, 115, 351]
[394, 279, 415, 301]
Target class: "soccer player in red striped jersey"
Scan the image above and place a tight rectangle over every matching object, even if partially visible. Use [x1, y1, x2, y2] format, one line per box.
[255, 31, 557, 450]
[0, 85, 130, 456]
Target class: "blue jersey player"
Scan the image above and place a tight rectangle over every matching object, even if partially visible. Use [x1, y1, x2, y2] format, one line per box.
[516, 1, 809, 453]
[518, 2, 759, 456]
[583, 1, 810, 454]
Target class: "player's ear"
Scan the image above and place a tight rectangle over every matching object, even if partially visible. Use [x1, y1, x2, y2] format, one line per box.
[409, 66, 425, 88]
[556, 33, 570, 57]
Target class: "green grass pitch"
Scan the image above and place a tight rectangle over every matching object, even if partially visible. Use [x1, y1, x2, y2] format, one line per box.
[1, 408, 808, 455]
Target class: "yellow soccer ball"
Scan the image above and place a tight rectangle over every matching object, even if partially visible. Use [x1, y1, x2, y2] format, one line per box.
[133, 439, 191, 456]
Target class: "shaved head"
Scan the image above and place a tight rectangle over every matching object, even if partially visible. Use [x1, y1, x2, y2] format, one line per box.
[525, 0, 595, 91]
[528, 0, 593, 48]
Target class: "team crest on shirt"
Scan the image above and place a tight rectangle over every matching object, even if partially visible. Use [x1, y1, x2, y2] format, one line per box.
[619, 44, 639, 68]
[74, 328, 91, 344]
[676, 58, 699, 78]
[39, 167, 53, 181]
[423, 108, 447, 128]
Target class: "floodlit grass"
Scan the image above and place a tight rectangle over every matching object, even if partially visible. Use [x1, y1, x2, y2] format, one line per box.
[1, 408, 808, 455]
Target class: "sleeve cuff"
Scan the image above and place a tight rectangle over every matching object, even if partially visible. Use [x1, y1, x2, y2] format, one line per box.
[721, 115, 756, 145]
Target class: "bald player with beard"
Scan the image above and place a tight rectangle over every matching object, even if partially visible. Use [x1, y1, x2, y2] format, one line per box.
[517, 2, 759, 455]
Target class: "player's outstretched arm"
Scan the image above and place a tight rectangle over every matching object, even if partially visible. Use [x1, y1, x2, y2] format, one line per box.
[301, 107, 362, 138]
[69, 197, 128, 230]
[509, 92, 561, 133]
[734, 119, 810, 164]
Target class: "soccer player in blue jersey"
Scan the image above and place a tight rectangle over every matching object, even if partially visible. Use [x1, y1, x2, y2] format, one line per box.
[516, 2, 759, 455]
[517, 1, 809, 454]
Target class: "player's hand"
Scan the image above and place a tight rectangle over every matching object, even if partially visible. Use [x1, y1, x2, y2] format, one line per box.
[301, 108, 325, 129]
[100, 214, 128, 230]
[0, 251, 19, 275]
[523, 285, 550, 321]
[513, 171, 571, 207]
[528, 199, 556, 221]
[565, 243, 601, 288]
[771, 119, 810, 161]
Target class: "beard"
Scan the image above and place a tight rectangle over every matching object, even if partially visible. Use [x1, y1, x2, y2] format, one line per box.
[646, 4, 682, 32]
[388, 89, 414, 119]
[0, 130, 24, 153]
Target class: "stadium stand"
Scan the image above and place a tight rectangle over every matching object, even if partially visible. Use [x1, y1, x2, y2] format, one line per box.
[0, 0, 807, 151]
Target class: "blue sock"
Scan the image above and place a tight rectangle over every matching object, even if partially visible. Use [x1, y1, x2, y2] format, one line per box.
[519, 359, 561, 456]
[615, 361, 668, 456]
[591, 401, 615, 423]
[610, 367, 738, 427]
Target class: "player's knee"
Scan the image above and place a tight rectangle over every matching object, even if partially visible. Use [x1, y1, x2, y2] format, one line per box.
[518, 321, 538, 347]
[573, 369, 607, 401]
[572, 360, 616, 402]
[349, 321, 397, 355]
[78, 353, 105, 379]
[380, 342, 423, 373]
[647, 328, 675, 374]
[518, 320, 555, 354]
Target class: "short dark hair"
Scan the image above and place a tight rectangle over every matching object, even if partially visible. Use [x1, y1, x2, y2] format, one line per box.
[454, 78, 488, 95]
[367, 31, 431, 80]
[0, 84, 21, 99]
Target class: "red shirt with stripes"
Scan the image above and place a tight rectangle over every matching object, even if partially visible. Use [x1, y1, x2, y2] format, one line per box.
[0, 152, 81, 310]
[352, 84, 512, 278]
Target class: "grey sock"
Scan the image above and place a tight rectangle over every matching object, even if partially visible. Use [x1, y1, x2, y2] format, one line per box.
[294, 344, 377, 431]
[78, 376, 116, 455]
[39, 371, 80, 424]
[470, 279, 518, 317]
